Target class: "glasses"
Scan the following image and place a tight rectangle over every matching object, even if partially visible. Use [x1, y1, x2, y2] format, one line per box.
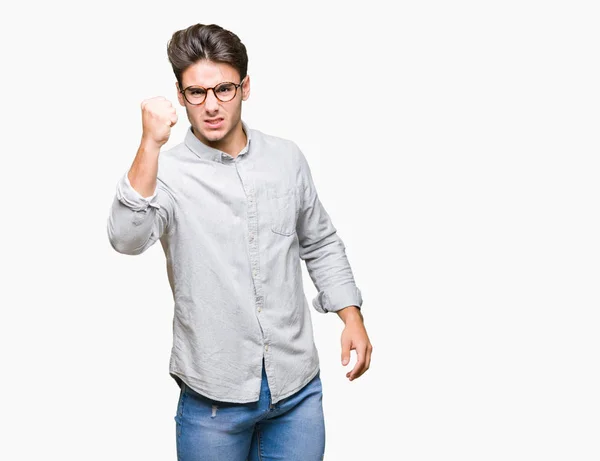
[180, 77, 246, 105]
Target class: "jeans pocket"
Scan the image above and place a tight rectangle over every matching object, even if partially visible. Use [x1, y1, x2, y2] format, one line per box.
[268, 188, 297, 236]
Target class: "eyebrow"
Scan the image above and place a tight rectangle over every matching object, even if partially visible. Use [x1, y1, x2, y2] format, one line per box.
[184, 81, 234, 88]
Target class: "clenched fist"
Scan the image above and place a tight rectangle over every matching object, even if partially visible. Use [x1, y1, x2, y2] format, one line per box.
[140, 97, 178, 148]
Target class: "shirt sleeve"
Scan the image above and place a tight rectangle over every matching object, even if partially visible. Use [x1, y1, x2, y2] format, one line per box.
[106, 171, 174, 255]
[294, 143, 363, 314]
[118, 171, 160, 210]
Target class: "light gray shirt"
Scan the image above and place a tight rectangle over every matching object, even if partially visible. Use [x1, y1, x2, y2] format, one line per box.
[106, 120, 363, 404]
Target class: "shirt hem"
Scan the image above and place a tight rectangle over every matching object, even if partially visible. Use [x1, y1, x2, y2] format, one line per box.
[270, 364, 321, 405]
[169, 363, 321, 405]
[169, 370, 261, 404]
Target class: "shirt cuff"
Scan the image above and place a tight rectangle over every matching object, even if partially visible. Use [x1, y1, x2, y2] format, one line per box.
[116, 172, 161, 212]
[312, 284, 363, 314]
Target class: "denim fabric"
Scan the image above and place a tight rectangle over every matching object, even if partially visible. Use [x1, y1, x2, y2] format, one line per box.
[175, 360, 325, 461]
[107, 120, 362, 404]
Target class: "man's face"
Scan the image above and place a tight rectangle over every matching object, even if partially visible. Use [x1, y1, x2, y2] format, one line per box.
[176, 60, 250, 148]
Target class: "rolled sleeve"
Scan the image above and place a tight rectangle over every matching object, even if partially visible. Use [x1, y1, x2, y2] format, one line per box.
[107, 172, 172, 255]
[312, 283, 363, 314]
[116, 172, 161, 212]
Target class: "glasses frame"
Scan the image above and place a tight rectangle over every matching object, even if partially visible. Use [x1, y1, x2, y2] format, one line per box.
[180, 77, 247, 105]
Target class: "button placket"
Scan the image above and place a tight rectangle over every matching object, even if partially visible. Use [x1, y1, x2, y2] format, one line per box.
[236, 162, 264, 314]
[236, 159, 271, 393]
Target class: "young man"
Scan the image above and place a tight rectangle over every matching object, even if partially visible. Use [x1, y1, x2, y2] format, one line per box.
[107, 23, 372, 461]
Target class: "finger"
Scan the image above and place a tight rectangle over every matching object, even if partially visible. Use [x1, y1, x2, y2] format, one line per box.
[341, 337, 351, 366]
[360, 343, 372, 378]
[356, 343, 373, 379]
[348, 344, 367, 380]
[365, 343, 373, 372]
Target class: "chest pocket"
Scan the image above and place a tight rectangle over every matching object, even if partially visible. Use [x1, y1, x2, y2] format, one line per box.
[267, 187, 298, 236]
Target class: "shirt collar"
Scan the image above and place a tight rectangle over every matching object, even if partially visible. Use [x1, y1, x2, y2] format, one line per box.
[184, 119, 252, 163]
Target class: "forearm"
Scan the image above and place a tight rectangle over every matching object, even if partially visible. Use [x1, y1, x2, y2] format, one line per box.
[337, 305, 363, 324]
[128, 139, 161, 198]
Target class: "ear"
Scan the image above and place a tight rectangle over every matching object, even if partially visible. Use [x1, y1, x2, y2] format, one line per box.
[241, 75, 251, 101]
[176, 81, 186, 106]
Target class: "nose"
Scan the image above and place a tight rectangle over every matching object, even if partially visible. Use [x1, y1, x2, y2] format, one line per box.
[204, 88, 220, 112]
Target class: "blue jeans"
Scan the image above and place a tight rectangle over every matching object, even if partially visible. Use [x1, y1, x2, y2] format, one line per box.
[174, 361, 326, 460]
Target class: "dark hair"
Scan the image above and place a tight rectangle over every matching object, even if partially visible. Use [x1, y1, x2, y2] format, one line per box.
[167, 23, 248, 88]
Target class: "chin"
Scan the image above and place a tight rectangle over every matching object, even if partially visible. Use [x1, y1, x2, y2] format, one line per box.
[202, 131, 220, 140]
[196, 127, 224, 142]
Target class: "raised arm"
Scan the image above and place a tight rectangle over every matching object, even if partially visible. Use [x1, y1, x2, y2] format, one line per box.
[107, 97, 177, 255]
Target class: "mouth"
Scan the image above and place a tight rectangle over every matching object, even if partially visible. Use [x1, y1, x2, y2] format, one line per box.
[205, 118, 224, 128]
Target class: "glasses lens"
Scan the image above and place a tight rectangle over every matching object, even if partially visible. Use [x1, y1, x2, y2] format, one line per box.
[185, 87, 206, 105]
[214, 83, 237, 102]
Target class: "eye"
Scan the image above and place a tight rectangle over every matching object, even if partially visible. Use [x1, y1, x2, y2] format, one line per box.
[217, 84, 234, 93]
[188, 88, 206, 96]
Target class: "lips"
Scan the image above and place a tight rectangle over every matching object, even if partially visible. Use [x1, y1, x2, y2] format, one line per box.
[205, 118, 224, 128]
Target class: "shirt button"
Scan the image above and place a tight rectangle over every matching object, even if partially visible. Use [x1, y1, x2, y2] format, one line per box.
[257, 307, 262, 312]
[252, 270, 257, 277]
[265, 344, 269, 351]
